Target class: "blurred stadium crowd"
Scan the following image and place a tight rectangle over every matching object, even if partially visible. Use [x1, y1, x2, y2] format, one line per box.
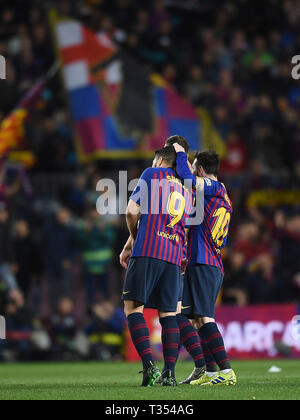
[0, 0, 299, 361]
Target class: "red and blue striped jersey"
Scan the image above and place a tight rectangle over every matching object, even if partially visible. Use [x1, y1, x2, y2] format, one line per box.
[130, 167, 194, 267]
[187, 179, 233, 276]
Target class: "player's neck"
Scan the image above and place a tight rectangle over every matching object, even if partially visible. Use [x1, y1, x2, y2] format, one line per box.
[203, 174, 218, 182]
[158, 164, 173, 169]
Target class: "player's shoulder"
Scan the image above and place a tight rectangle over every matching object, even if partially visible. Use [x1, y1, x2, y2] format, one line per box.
[203, 179, 231, 201]
[203, 177, 215, 188]
[215, 181, 232, 211]
[141, 167, 175, 180]
[203, 178, 227, 190]
[139, 167, 158, 180]
[203, 178, 223, 194]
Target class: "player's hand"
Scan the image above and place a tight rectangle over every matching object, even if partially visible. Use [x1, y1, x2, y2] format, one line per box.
[120, 248, 132, 270]
[181, 258, 188, 275]
[173, 143, 186, 153]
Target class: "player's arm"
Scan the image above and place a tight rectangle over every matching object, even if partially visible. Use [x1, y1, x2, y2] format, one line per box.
[126, 199, 141, 242]
[120, 236, 134, 269]
[123, 236, 134, 252]
[173, 144, 204, 191]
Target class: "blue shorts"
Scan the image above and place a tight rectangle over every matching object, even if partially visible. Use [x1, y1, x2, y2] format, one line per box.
[122, 257, 182, 312]
[182, 264, 223, 319]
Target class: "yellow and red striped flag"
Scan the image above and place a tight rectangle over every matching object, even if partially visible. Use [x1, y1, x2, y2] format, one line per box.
[0, 63, 59, 167]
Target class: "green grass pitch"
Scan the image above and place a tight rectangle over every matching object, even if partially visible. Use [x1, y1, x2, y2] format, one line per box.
[0, 360, 299, 400]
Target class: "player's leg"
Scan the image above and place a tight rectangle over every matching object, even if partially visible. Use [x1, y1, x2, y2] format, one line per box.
[156, 301, 184, 385]
[189, 265, 236, 386]
[194, 316, 236, 386]
[125, 301, 151, 367]
[178, 267, 206, 384]
[179, 268, 218, 374]
[177, 305, 218, 380]
[124, 300, 152, 367]
[159, 310, 180, 386]
[177, 275, 204, 368]
[124, 299, 148, 364]
[122, 258, 160, 386]
[196, 316, 231, 371]
[156, 262, 183, 386]
[176, 313, 206, 384]
[124, 301, 160, 386]
[195, 318, 218, 375]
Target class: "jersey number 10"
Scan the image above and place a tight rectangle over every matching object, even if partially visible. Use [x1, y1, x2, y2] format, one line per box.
[211, 207, 231, 248]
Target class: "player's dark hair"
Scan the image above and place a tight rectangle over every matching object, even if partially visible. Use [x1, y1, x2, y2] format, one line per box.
[165, 135, 189, 153]
[155, 146, 177, 168]
[194, 150, 220, 177]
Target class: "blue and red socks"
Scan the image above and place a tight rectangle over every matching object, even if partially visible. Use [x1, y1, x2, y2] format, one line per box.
[200, 322, 231, 371]
[160, 316, 180, 373]
[127, 313, 153, 369]
[198, 329, 218, 373]
[176, 314, 205, 369]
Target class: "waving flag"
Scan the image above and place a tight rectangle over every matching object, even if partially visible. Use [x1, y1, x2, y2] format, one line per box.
[50, 11, 205, 160]
[0, 64, 58, 167]
[0, 109, 28, 157]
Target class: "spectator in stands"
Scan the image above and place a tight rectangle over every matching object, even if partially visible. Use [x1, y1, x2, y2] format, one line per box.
[77, 208, 116, 305]
[35, 115, 74, 173]
[67, 174, 88, 217]
[184, 65, 205, 106]
[245, 253, 279, 303]
[233, 220, 271, 265]
[13, 220, 41, 299]
[221, 131, 248, 177]
[0, 289, 33, 361]
[0, 161, 21, 207]
[48, 296, 78, 361]
[85, 300, 126, 360]
[223, 251, 248, 306]
[275, 213, 300, 301]
[242, 36, 274, 71]
[0, 202, 18, 292]
[42, 207, 76, 309]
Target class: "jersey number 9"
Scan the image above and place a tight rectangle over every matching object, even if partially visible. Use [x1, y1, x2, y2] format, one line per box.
[167, 191, 186, 228]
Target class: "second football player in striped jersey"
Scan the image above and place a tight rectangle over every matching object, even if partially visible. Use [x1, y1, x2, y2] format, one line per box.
[173, 143, 237, 387]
